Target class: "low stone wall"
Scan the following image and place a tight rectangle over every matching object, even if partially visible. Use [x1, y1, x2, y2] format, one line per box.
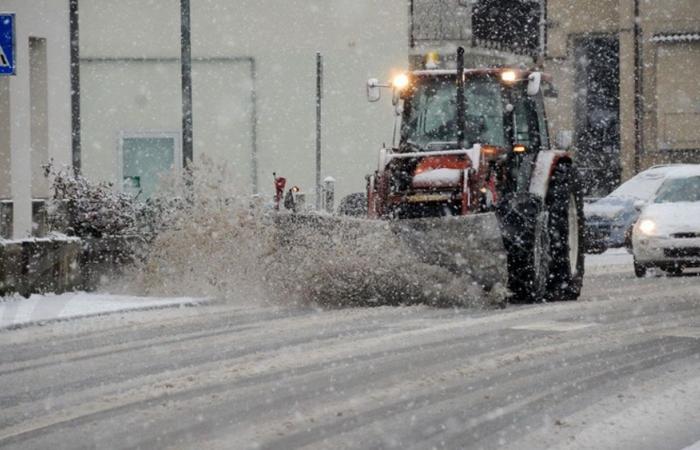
[0, 236, 82, 297]
[0, 235, 147, 297]
[80, 236, 147, 291]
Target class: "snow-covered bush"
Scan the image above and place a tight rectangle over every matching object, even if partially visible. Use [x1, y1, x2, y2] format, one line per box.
[47, 165, 143, 238]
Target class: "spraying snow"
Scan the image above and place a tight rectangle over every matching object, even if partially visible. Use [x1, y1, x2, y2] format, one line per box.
[125, 159, 507, 309]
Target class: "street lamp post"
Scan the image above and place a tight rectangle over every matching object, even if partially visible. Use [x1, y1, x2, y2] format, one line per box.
[180, 0, 193, 168]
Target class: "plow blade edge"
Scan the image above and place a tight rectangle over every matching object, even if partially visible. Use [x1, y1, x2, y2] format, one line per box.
[273, 212, 508, 298]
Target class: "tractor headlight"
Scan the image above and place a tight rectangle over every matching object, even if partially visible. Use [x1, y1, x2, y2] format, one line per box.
[392, 73, 409, 90]
[501, 70, 517, 83]
[638, 219, 656, 235]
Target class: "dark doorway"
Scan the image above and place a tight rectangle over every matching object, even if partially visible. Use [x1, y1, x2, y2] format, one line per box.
[574, 36, 620, 196]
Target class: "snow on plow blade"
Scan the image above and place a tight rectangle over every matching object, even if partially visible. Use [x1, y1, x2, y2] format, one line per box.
[272, 213, 508, 307]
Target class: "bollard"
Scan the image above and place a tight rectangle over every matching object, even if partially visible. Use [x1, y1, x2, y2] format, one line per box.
[323, 176, 335, 213]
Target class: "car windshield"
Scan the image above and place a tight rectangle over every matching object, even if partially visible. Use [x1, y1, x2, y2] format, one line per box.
[653, 175, 700, 203]
[401, 75, 506, 150]
[607, 170, 667, 200]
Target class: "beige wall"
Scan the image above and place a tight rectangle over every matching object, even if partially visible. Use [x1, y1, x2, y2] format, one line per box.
[654, 44, 700, 151]
[546, 0, 620, 58]
[80, 0, 408, 203]
[545, 0, 700, 186]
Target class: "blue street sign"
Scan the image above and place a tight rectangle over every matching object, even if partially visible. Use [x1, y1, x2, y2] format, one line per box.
[0, 14, 16, 75]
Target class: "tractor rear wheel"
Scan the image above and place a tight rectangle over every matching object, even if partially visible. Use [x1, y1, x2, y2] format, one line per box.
[499, 195, 550, 303]
[545, 163, 585, 301]
[499, 163, 584, 303]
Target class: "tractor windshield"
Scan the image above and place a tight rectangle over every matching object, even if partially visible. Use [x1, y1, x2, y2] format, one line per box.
[401, 75, 506, 151]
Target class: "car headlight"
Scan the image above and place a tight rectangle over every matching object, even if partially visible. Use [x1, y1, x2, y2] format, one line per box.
[638, 219, 656, 235]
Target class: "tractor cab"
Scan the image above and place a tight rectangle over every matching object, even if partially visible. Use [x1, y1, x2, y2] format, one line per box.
[367, 67, 552, 219]
[398, 69, 550, 156]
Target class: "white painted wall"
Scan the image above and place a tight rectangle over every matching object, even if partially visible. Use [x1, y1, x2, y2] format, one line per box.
[80, 0, 408, 202]
[0, 1, 72, 238]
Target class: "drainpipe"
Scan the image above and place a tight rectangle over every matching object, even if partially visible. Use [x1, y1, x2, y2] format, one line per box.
[633, 0, 642, 172]
[538, 0, 547, 66]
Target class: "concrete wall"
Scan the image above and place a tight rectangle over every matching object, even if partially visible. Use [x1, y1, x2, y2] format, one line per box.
[0, 1, 72, 238]
[79, 0, 408, 203]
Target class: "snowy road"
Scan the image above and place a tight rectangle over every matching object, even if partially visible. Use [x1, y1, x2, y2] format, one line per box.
[1, 258, 699, 449]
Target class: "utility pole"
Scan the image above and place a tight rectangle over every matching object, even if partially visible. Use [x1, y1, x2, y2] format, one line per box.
[315, 52, 323, 210]
[180, 0, 193, 167]
[69, 0, 81, 174]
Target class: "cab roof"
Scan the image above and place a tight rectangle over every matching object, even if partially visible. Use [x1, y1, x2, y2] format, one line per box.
[411, 68, 552, 83]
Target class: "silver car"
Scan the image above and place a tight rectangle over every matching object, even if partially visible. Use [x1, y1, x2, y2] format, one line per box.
[583, 165, 689, 253]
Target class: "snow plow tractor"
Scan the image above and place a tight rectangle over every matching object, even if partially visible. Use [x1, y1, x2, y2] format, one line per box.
[277, 48, 584, 303]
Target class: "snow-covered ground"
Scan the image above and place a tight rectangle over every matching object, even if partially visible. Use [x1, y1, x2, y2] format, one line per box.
[0, 248, 635, 331]
[585, 247, 633, 274]
[0, 292, 207, 330]
[1, 270, 699, 450]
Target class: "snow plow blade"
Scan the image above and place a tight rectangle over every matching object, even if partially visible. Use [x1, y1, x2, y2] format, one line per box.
[272, 213, 509, 306]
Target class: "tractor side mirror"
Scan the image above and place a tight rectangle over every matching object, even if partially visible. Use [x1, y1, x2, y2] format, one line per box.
[555, 130, 573, 149]
[527, 72, 541, 96]
[367, 78, 381, 102]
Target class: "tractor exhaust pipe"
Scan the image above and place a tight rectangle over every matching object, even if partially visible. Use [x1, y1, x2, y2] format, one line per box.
[456, 46, 465, 149]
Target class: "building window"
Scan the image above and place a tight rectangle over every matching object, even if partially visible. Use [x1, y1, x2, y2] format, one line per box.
[119, 132, 181, 199]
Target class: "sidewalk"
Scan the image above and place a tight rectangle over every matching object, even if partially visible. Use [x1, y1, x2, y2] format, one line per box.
[0, 292, 207, 330]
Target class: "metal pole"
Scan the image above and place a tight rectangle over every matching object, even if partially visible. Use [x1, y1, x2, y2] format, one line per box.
[315, 52, 323, 209]
[323, 176, 335, 213]
[69, 0, 81, 175]
[180, 0, 193, 167]
[538, 0, 547, 65]
[250, 59, 258, 193]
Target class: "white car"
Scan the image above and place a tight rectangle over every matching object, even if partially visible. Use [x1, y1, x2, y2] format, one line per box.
[632, 165, 700, 277]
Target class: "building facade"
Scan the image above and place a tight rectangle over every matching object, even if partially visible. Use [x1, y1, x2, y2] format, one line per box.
[410, 0, 700, 196]
[0, 1, 73, 238]
[79, 0, 408, 203]
[546, 0, 700, 195]
[409, 0, 537, 69]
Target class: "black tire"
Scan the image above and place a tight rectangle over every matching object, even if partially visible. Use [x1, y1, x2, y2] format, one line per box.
[664, 264, 683, 276]
[545, 163, 585, 301]
[338, 192, 367, 217]
[585, 245, 606, 255]
[633, 259, 647, 278]
[498, 195, 550, 303]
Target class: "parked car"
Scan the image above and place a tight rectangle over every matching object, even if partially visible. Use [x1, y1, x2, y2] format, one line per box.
[632, 165, 700, 277]
[583, 165, 696, 253]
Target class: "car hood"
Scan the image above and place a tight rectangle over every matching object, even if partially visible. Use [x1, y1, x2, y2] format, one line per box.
[640, 202, 700, 234]
[584, 197, 633, 220]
